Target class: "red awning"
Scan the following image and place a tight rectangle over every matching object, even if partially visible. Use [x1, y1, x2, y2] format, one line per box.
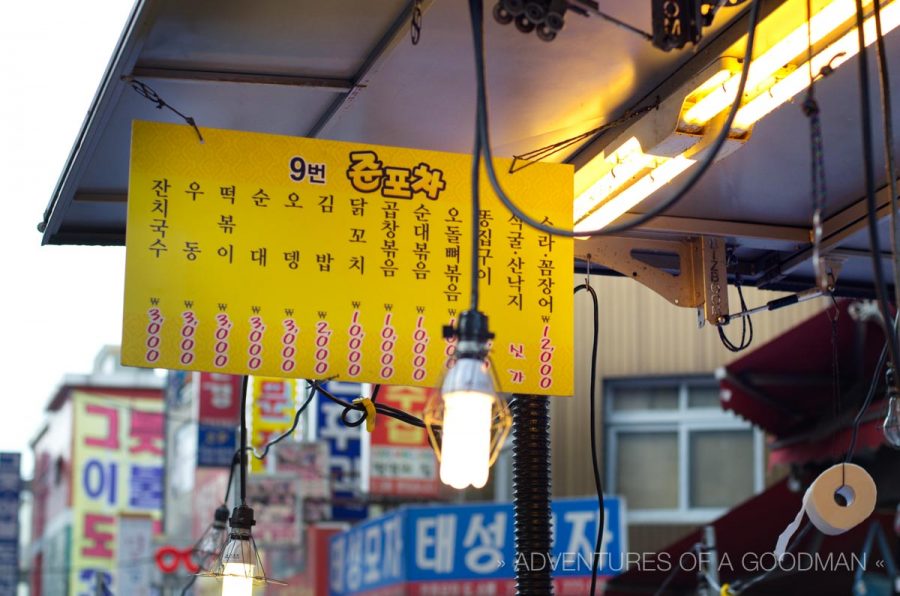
[605, 479, 895, 595]
[717, 300, 889, 465]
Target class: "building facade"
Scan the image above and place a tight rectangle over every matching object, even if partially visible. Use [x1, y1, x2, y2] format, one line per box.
[552, 276, 827, 553]
[28, 347, 165, 595]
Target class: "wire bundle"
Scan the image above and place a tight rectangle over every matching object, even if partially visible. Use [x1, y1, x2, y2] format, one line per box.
[717, 283, 754, 352]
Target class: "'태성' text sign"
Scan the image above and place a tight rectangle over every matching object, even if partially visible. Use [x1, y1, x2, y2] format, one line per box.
[123, 121, 574, 395]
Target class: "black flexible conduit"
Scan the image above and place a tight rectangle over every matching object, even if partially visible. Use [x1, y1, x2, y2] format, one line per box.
[510, 394, 553, 595]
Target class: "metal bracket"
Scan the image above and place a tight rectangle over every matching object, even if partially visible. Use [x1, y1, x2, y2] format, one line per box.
[701, 236, 729, 325]
[821, 256, 845, 291]
[577, 235, 729, 325]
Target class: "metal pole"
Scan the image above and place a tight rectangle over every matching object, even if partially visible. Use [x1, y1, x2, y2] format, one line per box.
[510, 395, 553, 595]
[721, 287, 825, 323]
[698, 525, 719, 596]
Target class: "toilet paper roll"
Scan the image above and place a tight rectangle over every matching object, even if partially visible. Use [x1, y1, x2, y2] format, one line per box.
[774, 463, 876, 559]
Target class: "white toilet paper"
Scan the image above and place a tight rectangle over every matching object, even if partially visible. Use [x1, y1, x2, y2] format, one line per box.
[774, 463, 876, 559]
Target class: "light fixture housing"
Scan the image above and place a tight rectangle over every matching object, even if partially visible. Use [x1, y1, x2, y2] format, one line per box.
[425, 310, 512, 490]
[573, 0, 900, 232]
[573, 59, 741, 233]
[198, 505, 284, 592]
[680, 0, 869, 132]
[676, 0, 900, 137]
[733, 0, 900, 134]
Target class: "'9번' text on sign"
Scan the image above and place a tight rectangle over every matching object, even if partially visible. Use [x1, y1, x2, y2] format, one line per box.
[123, 121, 574, 395]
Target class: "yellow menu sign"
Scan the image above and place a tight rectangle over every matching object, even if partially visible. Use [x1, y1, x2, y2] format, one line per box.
[123, 121, 574, 395]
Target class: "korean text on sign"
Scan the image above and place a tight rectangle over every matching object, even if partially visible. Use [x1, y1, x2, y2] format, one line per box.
[123, 121, 573, 395]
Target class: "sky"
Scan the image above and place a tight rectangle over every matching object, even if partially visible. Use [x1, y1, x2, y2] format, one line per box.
[0, 1, 136, 471]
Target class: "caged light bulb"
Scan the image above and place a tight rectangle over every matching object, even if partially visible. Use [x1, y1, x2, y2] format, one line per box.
[883, 395, 900, 449]
[194, 505, 229, 570]
[198, 505, 285, 594]
[220, 535, 255, 596]
[427, 309, 511, 491]
[440, 357, 496, 490]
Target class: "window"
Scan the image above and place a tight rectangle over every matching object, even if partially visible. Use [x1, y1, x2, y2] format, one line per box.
[605, 378, 764, 523]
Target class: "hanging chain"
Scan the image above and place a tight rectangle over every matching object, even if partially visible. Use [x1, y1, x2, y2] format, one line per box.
[411, 0, 423, 45]
[805, 98, 828, 289]
[803, 0, 828, 290]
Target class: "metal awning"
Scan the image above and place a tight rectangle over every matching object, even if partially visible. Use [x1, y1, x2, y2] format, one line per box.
[718, 299, 889, 464]
[38, 0, 900, 296]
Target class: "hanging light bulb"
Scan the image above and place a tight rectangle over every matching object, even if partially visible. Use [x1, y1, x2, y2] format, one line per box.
[425, 309, 512, 490]
[221, 534, 255, 596]
[192, 504, 230, 571]
[441, 358, 496, 489]
[198, 504, 284, 593]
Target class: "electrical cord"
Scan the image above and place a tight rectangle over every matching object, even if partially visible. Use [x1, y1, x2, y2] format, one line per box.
[468, 0, 763, 238]
[179, 574, 197, 596]
[845, 344, 887, 464]
[341, 384, 381, 427]
[223, 450, 239, 505]
[844, 313, 900, 463]
[188, 381, 403, 596]
[239, 375, 249, 504]
[248, 385, 318, 459]
[472, 99, 484, 311]
[718, 283, 754, 352]
[221, 382, 319, 506]
[574, 280, 603, 596]
[854, 0, 900, 394]
[229, 382, 387, 473]
[312, 380, 428, 429]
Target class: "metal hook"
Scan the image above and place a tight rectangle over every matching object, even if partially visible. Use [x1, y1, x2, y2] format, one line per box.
[814, 52, 847, 82]
[584, 254, 592, 288]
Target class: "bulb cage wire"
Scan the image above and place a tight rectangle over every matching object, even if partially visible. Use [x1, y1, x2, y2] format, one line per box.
[423, 357, 512, 466]
[423, 394, 512, 467]
[197, 532, 286, 586]
[190, 517, 230, 571]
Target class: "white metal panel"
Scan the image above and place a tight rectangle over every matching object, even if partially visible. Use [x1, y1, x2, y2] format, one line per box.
[138, 0, 409, 78]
